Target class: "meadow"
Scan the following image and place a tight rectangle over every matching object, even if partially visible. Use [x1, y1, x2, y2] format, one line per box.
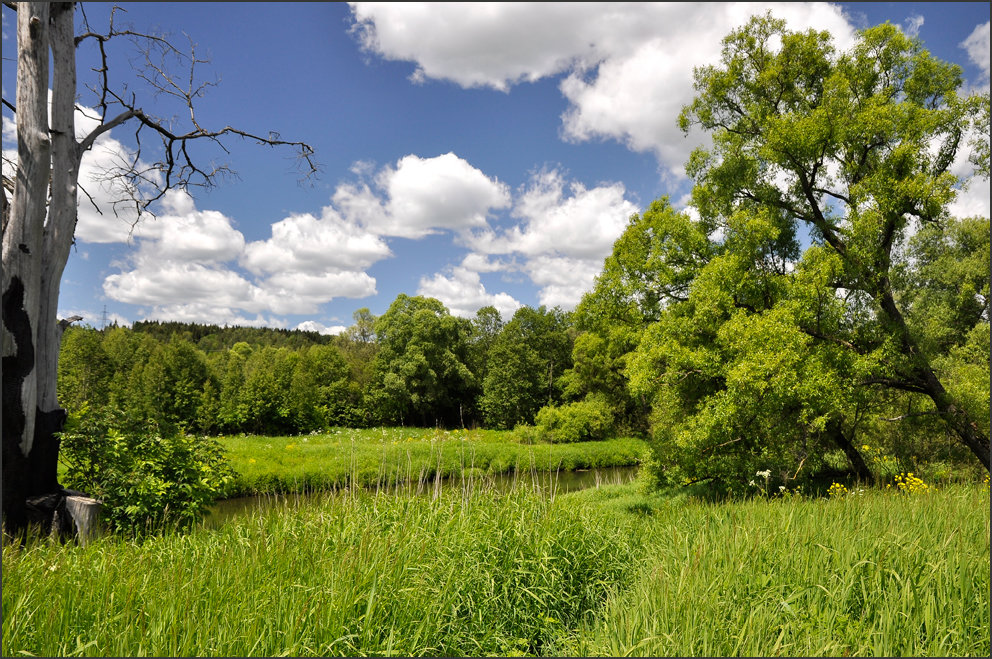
[2, 478, 988, 657]
[217, 427, 648, 497]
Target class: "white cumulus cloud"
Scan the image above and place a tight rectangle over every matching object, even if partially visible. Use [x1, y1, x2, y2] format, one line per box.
[335, 153, 510, 239]
[417, 257, 521, 319]
[451, 168, 638, 309]
[349, 2, 856, 176]
[961, 21, 991, 92]
[241, 206, 391, 275]
[103, 192, 387, 323]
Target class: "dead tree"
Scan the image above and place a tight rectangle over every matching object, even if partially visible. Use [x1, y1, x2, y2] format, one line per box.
[1, 2, 316, 536]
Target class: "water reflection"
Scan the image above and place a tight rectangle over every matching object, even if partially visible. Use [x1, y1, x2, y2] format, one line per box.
[205, 466, 639, 529]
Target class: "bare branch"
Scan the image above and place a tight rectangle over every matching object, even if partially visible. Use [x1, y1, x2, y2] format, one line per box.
[701, 436, 745, 454]
[69, 4, 318, 222]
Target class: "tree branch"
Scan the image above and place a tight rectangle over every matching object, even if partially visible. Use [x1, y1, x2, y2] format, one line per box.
[69, 8, 318, 220]
[883, 411, 940, 422]
[858, 378, 929, 395]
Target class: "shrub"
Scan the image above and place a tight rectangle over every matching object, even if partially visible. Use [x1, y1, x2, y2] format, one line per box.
[59, 405, 234, 535]
[510, 424, 541, 444]
[535, 397, 614, 443]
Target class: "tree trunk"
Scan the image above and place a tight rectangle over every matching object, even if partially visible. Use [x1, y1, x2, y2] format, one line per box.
[2, 2, 79, 535]
[3, 2, 52, 534]
[827, 418, 874, 485]
[877, 289, 991, 471]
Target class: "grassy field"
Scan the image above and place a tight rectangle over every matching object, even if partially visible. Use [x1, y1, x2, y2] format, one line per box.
[3, 480, 988, 656]
[217, 427, 649, 497]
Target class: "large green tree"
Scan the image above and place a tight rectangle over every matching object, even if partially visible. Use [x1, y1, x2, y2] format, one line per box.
[367, 295, 476, 427]
[629, 15, 989, 486]
[569, 197, 713, 431]
[480, 306, 573, 429]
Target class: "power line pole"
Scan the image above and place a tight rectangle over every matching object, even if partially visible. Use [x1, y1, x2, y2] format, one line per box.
[100, 305, 108, 331]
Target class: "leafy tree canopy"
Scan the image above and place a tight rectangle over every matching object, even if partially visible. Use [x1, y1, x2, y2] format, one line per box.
[624, 15, 989, 487]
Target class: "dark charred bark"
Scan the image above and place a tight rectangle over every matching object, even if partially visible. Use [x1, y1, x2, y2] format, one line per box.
[3, 278, 69, 535]
[3, 276, 34, 533]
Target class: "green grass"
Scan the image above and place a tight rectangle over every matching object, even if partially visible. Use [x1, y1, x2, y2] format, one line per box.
[2, 486, 645, 657]
[3, 482, 988, 657]
[218, 427, 648, 497]
[575, 483, 991, 657]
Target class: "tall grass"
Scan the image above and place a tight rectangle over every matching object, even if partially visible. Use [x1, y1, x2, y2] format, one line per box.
[219, 427, 647, 497]
[577, 484, 991, 657]
[3, 482, 987, 657]
[2, 486, 645, 657]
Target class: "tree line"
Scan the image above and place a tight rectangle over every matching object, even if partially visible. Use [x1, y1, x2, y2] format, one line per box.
[58, 297, 584, 436]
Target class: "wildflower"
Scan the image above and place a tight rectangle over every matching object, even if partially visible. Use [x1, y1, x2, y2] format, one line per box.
[893, 472, 929, 495]
[779, 485, 786, 492]
[749, 480, 756, 487]
[828, 482, 848, 498]
[756, 469, 771, 479]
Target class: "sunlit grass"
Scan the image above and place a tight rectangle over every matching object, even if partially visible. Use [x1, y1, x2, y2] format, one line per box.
[218, 427, 648, 496]
[2, 486, 646, 657]
[577, 483, 991, 657]
[3, 480, 987, 657]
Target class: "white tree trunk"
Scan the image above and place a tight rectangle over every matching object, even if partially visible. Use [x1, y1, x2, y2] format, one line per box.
[3, 2, 51, 456]
[38, 3, 79, 414]
[3, 2, 81, 533]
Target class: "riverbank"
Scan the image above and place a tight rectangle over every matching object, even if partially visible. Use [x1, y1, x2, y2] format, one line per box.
[3, 482, 988, 656]
[217, 427, 649, 497]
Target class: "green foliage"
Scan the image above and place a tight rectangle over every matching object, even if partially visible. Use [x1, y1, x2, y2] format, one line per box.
[367, 295, 476, 427]
[58, 407, 234, 534]
[617, 14, 990, 487]
[480, 340, 543, 429]
[895, 215, 991, 355]
[480, 306, 574, 429]
[467, 305, 504, 383]
[57, 326, 113, 410]
[568, 197, 711, 433]
[535, 397, 615, 444]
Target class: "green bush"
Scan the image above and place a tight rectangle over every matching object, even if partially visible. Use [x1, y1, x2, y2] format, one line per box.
[509, 423, 541, 444]
[59, 406, 234, 534]
[535, 397, 614, 443]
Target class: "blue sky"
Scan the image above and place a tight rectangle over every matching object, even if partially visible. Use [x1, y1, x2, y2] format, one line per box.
[2, 2, 989, 334]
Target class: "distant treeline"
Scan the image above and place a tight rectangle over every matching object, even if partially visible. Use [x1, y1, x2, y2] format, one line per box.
[128, 320, 334, 352]
[58, 295, 628, 436]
